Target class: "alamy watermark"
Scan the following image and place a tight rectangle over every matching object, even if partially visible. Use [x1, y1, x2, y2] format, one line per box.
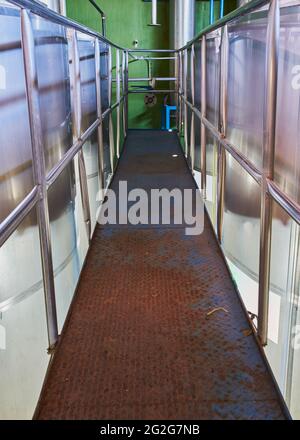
[96, 181, 204, 236]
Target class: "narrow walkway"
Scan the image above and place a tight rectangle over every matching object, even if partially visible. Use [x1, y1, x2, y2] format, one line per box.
[36, 130, 285, 420]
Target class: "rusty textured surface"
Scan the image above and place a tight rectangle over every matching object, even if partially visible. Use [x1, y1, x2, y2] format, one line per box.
[36, 130, 285, 420]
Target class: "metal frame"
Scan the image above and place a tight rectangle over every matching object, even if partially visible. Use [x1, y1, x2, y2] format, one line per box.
[0, 0, 128, 350]
[1, 0, 300, 360]
[21, 8, 58, 349]
[176, 0, 300, 349]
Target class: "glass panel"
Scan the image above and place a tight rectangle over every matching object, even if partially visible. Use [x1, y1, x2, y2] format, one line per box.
[0, 208, 49, 419]
[102, 116, 112, 186]
[194, 39, 201, 171]
[78, 37, 97, 132]
[265, 200, 300, 419]
[83, 132, 101, 233]
[222, 153, 261, 316]
[227, 7, 268, 171]
[31, 14, 73, 174]
[206, 29, 221, 128]
[47, 160, 88, 332]
[274, 2, 300, 204]
[0, 5, 34, 223]
[205, 129, 218, 227]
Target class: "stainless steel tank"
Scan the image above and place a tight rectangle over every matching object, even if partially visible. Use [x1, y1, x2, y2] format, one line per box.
[169, 0, 195, 50]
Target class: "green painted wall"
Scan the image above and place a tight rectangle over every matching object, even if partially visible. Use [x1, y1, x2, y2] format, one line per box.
[66, 0, 170, 129]
[66, 0, 237, 129]
[195, 1, 237, 34]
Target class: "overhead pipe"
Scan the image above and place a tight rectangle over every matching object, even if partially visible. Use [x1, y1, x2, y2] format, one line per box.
[220, 0, 224, 18]
[88, 0, 106, 37]
[210, 0, 214, 24]
[149, 0, 160, 26]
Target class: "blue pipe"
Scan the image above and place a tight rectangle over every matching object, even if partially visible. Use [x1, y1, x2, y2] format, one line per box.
[220, 0, 224, 18]
[209, 0, 214, 24]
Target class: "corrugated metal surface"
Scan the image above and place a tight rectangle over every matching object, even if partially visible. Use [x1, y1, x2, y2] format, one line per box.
[35, 130, 285, 420]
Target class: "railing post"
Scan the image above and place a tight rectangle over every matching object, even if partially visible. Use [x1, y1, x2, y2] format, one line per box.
[108, 45, 115, 172]
[217, 24, 228, 243]
[116, 49, 121, 158]
[175, 51, 180, 133]
[178, 51, 183, 135]
[95, 38, 105, 198]
[183, 48, 188, 157]
[200, 35, 207, 199]
[190, 43, 195, 171]
[71, 29, 91, 241]
[122, 50, 126, 139]
[125, 50, 129, 134]
[21, 8, 58, 350]
[258, 0, 279, 346]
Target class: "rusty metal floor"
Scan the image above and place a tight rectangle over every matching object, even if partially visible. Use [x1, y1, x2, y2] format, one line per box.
[35, 130, 286, 420]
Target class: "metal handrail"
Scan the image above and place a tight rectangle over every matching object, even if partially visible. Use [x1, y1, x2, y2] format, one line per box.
[9, 0, 177, 53]
[88, 0, 106, 37]
[175, 0, 300, 352]
[180, 0, 269, 51]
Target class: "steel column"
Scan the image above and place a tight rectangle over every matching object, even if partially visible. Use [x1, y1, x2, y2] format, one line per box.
[257, 0, 279, 346]
[178, 51, 183, 135]
[200, 35, 207, 199]
[122, 50, 126, 139]
[217, 25, 228, 243]
[183, 49, 188, 157]
[21, 8, 58, 350]
[116, 49, 121, 158]
[175, 52, 180, 132]
[108, 46, 115, 172]
[125, 50, 129, 134]
[190, 44, 195, 171]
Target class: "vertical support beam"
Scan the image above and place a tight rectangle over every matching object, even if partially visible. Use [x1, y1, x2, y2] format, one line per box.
[21, 9, 58, 350]
[116, 49, 121, 158]
[178, 51, 183, 135]
[71, 30, 91, 241]
[175, 51, 180, 133]
[200, 35, 207, 199]
[217, 25, 228, 243]
[122, 50, 126, 139]
[95, 38, 105, 198]
[125, 50, 129, 134]
[108, 45, 115, 172]
[190, 43, 195, 171]
[258, 0, 279, 346]
[183, 48, 188, 157]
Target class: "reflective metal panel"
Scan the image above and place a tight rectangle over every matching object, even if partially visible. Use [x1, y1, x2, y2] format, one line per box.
[100, 42, 111, 185]
[264, 200, 300, 420]
[31, 13, 72, 174]
[274, 3, 300, 205]
[223, 153, 261, 315]
[206, 30, 221, 128]
[47, 161, 88, 331]
[83, 132, 101, 232]
[78, 36, 97, 132]
[0, 208, 49, 419]
[0, 5, 34, 223]
[227, 7, 268, 171]
[205, 130, 218, 227]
